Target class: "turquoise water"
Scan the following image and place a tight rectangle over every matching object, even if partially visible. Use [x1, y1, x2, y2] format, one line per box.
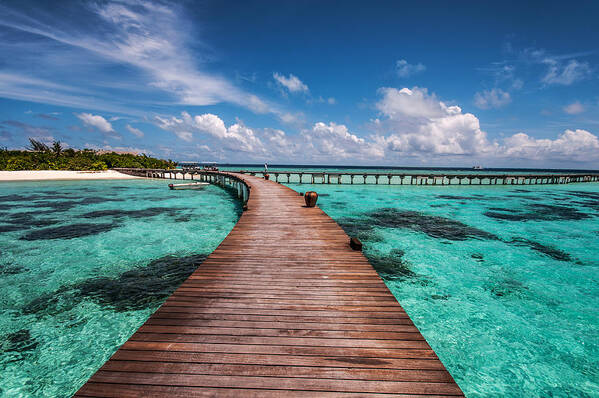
[0, 180, 241, 397]
[1, 175, 598, 397]
[285, 181, 599, 397]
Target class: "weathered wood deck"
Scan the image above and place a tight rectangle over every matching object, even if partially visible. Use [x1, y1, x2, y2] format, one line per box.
[76, 172, 464, 397]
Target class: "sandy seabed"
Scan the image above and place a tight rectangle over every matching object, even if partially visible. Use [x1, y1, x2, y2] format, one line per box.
[0, 170, 142, 181]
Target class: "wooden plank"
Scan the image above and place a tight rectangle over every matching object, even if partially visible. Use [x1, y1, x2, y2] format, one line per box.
[100, 361, 455, 382]
[87, 371, 463, 395]
[75, 172, 464, 396]
[110, 350, 447, 369]
[77, 383, 458, 398]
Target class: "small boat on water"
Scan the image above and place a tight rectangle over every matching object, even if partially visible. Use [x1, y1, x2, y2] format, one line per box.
[168, 182, 209, 190]
[473, 165, 484, 170]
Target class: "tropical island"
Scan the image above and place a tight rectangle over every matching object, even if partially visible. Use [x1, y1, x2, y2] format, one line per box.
[0, 139, 175, 171]
[1, 0, 598, 396]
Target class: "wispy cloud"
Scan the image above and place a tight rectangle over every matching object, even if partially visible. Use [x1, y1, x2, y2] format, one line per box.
[521, 48, 593, 86]
[396, 59, 426, 78]
[0, 120, 55, 143]
[541, 59, 592, 86]
[0, 72, 130, 114]
[273, 73, 309, 94]
[563, 101, 585, 115]
[0, 1, 275, 114]
[126, 124, 145, 138]
[35, 112, 60, 121]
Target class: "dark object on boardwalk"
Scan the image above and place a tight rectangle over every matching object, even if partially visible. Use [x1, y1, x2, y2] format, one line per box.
[242, 204, 248, 211]
[349, 236, 362, 251]
[299, 192, 304, 196]
[263, 173, 270, 180]
[304, 191, 318, 207]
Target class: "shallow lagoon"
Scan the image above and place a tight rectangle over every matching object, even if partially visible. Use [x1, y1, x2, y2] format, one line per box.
[286, 181, 599, 397]
[1, 177, 598, 397]
[0, 179, 240, 397]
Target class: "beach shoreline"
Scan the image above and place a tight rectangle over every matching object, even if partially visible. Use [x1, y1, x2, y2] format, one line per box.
[0, 170, 142, 181]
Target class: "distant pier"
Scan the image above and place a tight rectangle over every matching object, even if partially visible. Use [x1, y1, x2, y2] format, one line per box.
[239, 170, 599, 185]
[116, 168, 599, 185]
[77, 171, 464, 397]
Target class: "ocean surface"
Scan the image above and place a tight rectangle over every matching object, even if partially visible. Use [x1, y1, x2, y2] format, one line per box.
[0, 179, 241, 397]
[1, 170, 598, 397]
[283, 180, 599, 397]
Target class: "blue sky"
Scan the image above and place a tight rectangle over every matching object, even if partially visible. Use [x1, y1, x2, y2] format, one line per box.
[1, 0, 598, 168]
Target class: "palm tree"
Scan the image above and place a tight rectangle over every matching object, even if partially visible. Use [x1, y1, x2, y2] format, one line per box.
[28, 138, 50, 152]
[52, 141, 63, 156]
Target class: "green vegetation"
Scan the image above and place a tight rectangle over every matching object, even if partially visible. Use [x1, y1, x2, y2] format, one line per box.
[0, 139, 175, 171]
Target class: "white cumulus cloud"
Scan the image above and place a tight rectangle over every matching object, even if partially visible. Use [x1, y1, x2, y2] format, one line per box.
[501, 129, 599, 161]
[474, 88, 511, 109]
[154, 112, 265, 153]
[301, 122, 384, 160]
[154, 111, 382, 161]
[273, 73, 309, 93]
[151, 89, 599, 166]
[76, 113, 114, 133]
[376, 87, 446, 119]
[375, 87, 493, 156]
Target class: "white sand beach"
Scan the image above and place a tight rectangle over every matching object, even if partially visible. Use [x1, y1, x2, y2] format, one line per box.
[0, 170, 142, 181]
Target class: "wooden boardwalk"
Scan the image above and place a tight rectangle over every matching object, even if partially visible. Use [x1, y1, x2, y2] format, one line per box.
[115, 167, 599, 186]
[76, 173, 464, 397]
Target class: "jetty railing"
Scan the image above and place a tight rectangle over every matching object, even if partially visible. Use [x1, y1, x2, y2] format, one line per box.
[238, 170, 599, 185]
[114, 168, 250, 206]
[114, 168, 599, 186]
